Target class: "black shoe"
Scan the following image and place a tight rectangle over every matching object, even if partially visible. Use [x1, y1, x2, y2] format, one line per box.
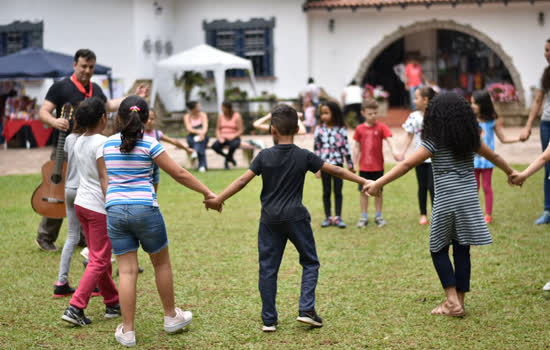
[228, 156, 237, 167]
[53, 282, 75, 298]
[224, 159, 230, 170]
[296, 310, 323, 327]
[35, 239, 58, 252]
[61, 305, 91, 326]
[105, 304, 122, 319]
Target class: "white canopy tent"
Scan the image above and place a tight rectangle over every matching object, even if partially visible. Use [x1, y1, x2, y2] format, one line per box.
[151, 44, 257, 112]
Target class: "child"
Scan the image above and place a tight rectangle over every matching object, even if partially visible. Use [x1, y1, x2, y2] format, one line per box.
[204, 104, 369, 332]
[365, 92, 516, 316]
[183, 101, 208, 172]
[145, 110, 196, 190]
[303, 97, 316, 134]
[314, 101, 354, 228]
[61, 97, 120, 326]
[471, 90, 519, 223]
[353, 98, 399, 228]
[399, 87, 437, 225]
[104, 96, 218, 347]
[54, 119, 84, 298]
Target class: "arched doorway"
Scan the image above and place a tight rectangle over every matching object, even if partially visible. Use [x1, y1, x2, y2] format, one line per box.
[355, 19, 524, 107]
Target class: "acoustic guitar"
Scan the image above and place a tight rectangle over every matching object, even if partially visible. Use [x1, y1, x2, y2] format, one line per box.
[31, 103, 73, 219]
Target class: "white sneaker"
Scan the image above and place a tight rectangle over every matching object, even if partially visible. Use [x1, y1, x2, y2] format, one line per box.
[80, 247, 89, 260]
[115, 324, 136, 347]
[191, 151, 198, 160]
[164, 307, 192, 333]
[543, 281, 550, 291]
[198, 166, 206, 173]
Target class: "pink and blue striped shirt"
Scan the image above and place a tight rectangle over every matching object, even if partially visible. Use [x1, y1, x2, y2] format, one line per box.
[103, 133, 165, 208]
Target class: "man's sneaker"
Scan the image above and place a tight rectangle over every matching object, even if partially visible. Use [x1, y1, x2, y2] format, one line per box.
[105, 304, 122, 319]
[357, 217, 368, 228]
[164, 307, 192, 333]
[321, 217, 332, 228]
[543, 281, 550, 291]
[53, 282, 75, 298]
[374, 215, 387, 227]
[296, 310, 323, 328]
[535, 211, 550, 225]
[332, 217, 346, 228]
[262, 321, 278, 332]
[61, 305, 91, 326]
[115, 323, 136, 347]
[35, 239, 58, 252]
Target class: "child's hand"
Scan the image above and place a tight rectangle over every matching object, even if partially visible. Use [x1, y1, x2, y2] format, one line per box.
[509, 170, 526, 186]
[315, 170, 321, 179]
[348, 167, 355, 174]
[203, 193, 223, 212]
[394, 152, 404, 162]
[363, 180, 381, 197]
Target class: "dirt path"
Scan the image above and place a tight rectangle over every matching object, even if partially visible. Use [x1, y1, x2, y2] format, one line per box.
[0, 127, 541, 176]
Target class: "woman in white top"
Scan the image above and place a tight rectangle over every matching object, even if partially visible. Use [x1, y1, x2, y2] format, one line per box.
[342, 80, 364, 124]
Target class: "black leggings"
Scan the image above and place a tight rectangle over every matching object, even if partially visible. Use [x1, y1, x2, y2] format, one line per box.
[415, 163, 434, 215]
[212, 138, 241, 161]
[431, 241, 471, 292]
[321, 167, 343, 217]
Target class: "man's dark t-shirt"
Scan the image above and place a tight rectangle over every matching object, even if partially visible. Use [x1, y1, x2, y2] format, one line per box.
[45, 77, 107, 140]
[249, 144, 325, 224]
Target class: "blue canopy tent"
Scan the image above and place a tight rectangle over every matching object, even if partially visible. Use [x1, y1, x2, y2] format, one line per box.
[0, 48, 113, 97]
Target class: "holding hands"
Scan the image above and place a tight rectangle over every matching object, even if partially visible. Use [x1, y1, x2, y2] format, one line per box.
[508, 169, 527, 186]
[203, 193, 223, 212]
[362, 179, 380, 197]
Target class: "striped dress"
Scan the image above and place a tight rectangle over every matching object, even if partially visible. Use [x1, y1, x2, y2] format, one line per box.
[103, 133, 165, 208]
[421, 139, 492, 252]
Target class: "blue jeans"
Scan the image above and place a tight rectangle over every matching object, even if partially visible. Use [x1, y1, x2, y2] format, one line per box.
[258, 217, 320, 324]
[187, 134, 209, 169]
[541, 121, 550, 211]
[107, 205, 168, 255]
[409, 85, 421, 110]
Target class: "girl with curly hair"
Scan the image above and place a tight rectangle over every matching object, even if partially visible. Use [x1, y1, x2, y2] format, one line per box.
[471, 90, 519, 224]
[365, 92, 517, 317]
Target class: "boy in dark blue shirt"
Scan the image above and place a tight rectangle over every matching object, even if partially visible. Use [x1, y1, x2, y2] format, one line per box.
[204, 104, 369, 332]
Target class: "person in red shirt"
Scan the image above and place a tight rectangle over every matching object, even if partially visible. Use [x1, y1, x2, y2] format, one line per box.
[404, 57, 425, 110]
[353, 99, 399, 228]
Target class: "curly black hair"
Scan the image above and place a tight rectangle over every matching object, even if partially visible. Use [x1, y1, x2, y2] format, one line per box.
[472, 90, 497, 121]
[421, 92, 480, 158]
[117, 95, 149, 153]
[320, 100, 345, 127]
[74, 96, 105, 129]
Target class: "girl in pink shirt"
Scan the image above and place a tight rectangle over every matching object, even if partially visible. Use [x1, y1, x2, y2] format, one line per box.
[212, 101, 243, 170]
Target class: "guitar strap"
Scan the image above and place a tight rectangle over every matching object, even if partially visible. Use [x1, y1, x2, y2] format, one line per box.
[70, 73, 93, 99]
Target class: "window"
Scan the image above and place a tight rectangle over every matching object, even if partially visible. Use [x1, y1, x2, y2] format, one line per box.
[204, 18, 275, 77]
[0, 21, 43, 56]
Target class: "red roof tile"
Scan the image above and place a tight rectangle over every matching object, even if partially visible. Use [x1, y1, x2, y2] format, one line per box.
[303, 0, 549, 10]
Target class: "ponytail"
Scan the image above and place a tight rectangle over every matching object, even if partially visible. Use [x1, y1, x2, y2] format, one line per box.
[117, 95, 149, 153]
[120, 110, 144, 153]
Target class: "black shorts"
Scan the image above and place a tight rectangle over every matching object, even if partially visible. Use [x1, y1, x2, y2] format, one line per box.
[358, 170, 384, 191]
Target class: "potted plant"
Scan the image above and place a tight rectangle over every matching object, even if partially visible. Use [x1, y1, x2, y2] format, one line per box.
[364, 84, 390, 116]
[488, 83, 526, 123]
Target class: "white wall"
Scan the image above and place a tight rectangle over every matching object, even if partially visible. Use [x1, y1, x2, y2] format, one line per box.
[173, 0, 309, 103]
[308, 3, 550, 104]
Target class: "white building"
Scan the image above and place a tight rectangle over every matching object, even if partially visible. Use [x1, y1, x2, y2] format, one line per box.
[1, 0, 549, 111]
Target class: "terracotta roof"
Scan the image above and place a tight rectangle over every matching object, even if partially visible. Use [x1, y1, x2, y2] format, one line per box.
[303, 0, 549, 10]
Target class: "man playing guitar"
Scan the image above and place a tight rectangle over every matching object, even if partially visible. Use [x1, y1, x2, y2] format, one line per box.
[36, 48, 148, 251]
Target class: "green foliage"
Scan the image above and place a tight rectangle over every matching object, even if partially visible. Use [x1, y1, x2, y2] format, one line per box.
[174, 71, 206, 102]
[0, 166, 549, 349]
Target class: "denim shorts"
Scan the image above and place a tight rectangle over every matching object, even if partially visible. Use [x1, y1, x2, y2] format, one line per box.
[107, 204, 168, 256]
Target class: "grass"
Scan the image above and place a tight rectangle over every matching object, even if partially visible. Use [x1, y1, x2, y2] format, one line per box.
[0, 165, 549, 349]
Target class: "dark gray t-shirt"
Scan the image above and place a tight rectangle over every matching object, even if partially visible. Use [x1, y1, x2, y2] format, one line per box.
[249, 144, 324, 224]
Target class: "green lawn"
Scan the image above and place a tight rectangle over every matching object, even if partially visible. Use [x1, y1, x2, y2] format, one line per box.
[0, 165, 549, 349]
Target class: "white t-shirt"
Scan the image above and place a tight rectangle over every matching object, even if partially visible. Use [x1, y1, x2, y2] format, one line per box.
[74, 134, 107, 214]
[402, 111, 431, 163]
[64, 133, 80, 190]
[305, 83, 320, 103]
[538, 80, 550, 121]
[344, 85, 363, 105]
